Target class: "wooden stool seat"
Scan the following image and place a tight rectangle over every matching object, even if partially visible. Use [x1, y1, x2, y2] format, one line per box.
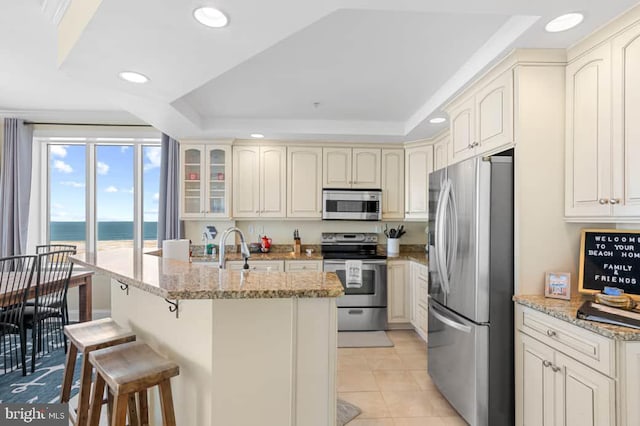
[61, 318, 136, 426]
[64, 318, 136, 353]
[88, 341, 180, 426]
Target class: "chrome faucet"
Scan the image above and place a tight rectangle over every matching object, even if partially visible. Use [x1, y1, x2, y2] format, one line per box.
[218, 227, 251, 269]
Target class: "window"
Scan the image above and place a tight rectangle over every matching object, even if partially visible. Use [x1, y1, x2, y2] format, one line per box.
[44, 137, 161, 253]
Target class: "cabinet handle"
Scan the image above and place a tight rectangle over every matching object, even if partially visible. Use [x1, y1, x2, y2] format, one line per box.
[546, 329, 557, 338]
[542, 360, 552, 368]
[609, 198, 620, 205]
[598, 198, 609, 205]
[551, 365, 561, 373]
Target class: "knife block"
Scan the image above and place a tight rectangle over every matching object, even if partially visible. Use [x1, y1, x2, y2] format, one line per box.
[294, 238, 301, 255]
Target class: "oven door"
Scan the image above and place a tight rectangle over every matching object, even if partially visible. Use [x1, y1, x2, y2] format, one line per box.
[323, 260, 387, 307]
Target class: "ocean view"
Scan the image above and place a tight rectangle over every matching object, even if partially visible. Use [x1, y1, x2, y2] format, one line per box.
[50, 221, 158, 241]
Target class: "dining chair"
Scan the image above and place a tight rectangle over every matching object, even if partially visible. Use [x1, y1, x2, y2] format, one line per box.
[24, 249, 75, 372]
[0, 255, 38, 376]
[35, 244, 77, 324]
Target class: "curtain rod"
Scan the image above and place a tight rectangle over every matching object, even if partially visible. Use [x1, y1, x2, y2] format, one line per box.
[22, 122, 152, 127]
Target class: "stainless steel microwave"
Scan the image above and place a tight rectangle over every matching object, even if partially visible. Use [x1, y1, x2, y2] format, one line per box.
[322, 189, 382, 221]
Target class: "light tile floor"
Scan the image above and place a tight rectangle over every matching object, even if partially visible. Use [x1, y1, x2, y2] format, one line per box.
[338, 330, 468, 426]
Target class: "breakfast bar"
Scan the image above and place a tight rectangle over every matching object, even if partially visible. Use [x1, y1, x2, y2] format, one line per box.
[71, 249, 344, 426]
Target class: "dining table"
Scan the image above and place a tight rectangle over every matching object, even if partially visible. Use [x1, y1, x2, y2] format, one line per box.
[0, 270, 94, 322]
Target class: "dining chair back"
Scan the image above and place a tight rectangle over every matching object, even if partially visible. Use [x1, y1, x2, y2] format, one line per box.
[34, 244, 77, 324]
[27, 249, 76, 371]
[0, 255, 38, 375]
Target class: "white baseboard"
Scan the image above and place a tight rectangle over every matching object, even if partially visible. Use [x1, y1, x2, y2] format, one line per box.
[68, 309, 111, 322]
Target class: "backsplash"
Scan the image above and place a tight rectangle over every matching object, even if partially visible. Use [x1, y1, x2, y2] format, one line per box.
[184, 220, 428, 246]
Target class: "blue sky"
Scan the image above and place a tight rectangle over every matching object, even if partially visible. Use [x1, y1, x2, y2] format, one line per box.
[49, 144, 160, 222]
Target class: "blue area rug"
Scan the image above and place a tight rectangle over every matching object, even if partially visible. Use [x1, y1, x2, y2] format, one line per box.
[0, 332, 82, 404]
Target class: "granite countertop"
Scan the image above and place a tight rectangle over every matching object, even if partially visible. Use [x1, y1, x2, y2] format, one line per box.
[71, 249, 344, 301]
[387, 250, 428, 266]
[514, 295, 640, 341]
[192, 251, 324, 263]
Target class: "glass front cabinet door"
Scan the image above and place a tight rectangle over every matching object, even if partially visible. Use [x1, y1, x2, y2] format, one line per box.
[180, 144, 232, 218]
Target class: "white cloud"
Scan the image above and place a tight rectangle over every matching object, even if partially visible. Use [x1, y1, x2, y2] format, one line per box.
[51, 203, 64, 210]
[60, 181, 85, 188]
[53, 160, 73, 173]
[50, 145, 68, 158]
[105, 186, 118, 193]
[97, 161, 109, 175]
[144, 147, 161, 171]
[126, 187, 134, 194]
[120, 146, 130, 153]
[153, 192, 160, 201]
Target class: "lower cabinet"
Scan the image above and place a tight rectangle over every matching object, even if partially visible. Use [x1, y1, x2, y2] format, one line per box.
[387, 260, 410, 324]
[516, 332, 614, 426]
[411, 262, 429, 341]
[225, 260, 285, 272]
[516, 305, 621, 426]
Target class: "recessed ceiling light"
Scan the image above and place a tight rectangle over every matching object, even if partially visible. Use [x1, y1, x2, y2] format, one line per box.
[545, 13, 584, 33]
[429, 117, 447, 124]
[250, 133, 265, 139]
[193, 7, 228, 28]
[118, 71, 149, 84]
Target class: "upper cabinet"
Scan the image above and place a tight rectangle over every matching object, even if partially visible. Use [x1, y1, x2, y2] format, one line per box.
[405, 145, 433, 220]
[287, 147, 323, 218]
[566, 21, 640, 221]
[180, 144, 232, 219]
[323, 148, 381, 189]
[381, 149, 405, 219]
[233, 145, 286, 218]
[447, 71, 514, 165]
[432, 131, 450, 171]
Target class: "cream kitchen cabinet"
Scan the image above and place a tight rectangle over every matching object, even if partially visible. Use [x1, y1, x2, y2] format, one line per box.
[381, 149, 404, 219]
[233, 146, 286, 218]
[410, 262, 428, 341]
[447, 70, 514, 165]
[566, 20, 640, 221]
[180, 144, 232, 219]
[432, 132, 450, 171]
[287, 146, 322, 218]
[516, 332, 614, 426]
[404, 145, 433, 220]
[516, 304, 618, 426]
[323, 147, 381, 189]
[225, 260, 285, 272]
[387, 260, 410, 324]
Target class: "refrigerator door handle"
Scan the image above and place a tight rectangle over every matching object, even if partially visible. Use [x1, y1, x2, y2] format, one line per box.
[430, 303, 472, 334]
[446, 184, 458, 283]
[438, 180, 452, 295]
[433, 181, 447, 287]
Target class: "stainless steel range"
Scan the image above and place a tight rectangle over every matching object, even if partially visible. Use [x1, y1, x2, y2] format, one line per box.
[321, 233, 387, 331]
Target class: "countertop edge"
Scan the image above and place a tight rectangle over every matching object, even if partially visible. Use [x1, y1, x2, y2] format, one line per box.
[513, 295, 640, 341]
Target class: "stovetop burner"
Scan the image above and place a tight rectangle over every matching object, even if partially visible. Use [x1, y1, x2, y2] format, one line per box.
[322, 252, 387, 260]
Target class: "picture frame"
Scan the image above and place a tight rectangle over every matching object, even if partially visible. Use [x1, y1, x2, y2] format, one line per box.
[545, 272, 571, 300]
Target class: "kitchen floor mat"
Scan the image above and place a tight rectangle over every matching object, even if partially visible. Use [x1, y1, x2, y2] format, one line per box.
[337, 331, 394, 348]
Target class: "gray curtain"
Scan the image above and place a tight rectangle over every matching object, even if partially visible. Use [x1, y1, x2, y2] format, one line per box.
[157, 133, 180, 247]
[0, 119, 33, 257]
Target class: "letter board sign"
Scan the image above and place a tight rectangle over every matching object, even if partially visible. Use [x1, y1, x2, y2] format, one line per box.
[579, 229, 640, 299]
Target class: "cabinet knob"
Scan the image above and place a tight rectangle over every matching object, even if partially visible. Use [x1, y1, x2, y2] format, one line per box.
[551, 365, 561, 373]
[598, 198, 609, 205]
[609, 198, 620, 205]
[546, 329, 557, 338]
[542, 360, 552, 368]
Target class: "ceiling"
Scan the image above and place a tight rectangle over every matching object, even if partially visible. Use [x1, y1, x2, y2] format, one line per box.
[1, 0, 639, 142]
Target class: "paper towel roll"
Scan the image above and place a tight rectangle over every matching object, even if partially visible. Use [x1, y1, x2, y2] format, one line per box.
[162, 239, 190, 262]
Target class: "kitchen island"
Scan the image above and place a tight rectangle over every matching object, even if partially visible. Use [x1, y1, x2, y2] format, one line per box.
[71, 249, 344, 426]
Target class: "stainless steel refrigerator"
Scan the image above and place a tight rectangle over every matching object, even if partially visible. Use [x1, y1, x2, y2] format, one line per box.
[427, 152, 514, 426]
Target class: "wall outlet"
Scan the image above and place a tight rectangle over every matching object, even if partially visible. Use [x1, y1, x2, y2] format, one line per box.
[374, 225, 381, 233]
[248, 224, 255, 235]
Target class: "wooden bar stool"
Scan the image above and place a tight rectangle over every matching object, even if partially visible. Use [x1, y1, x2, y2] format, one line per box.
[88, 340, 180, 426]
[61, 318, 136, 426]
